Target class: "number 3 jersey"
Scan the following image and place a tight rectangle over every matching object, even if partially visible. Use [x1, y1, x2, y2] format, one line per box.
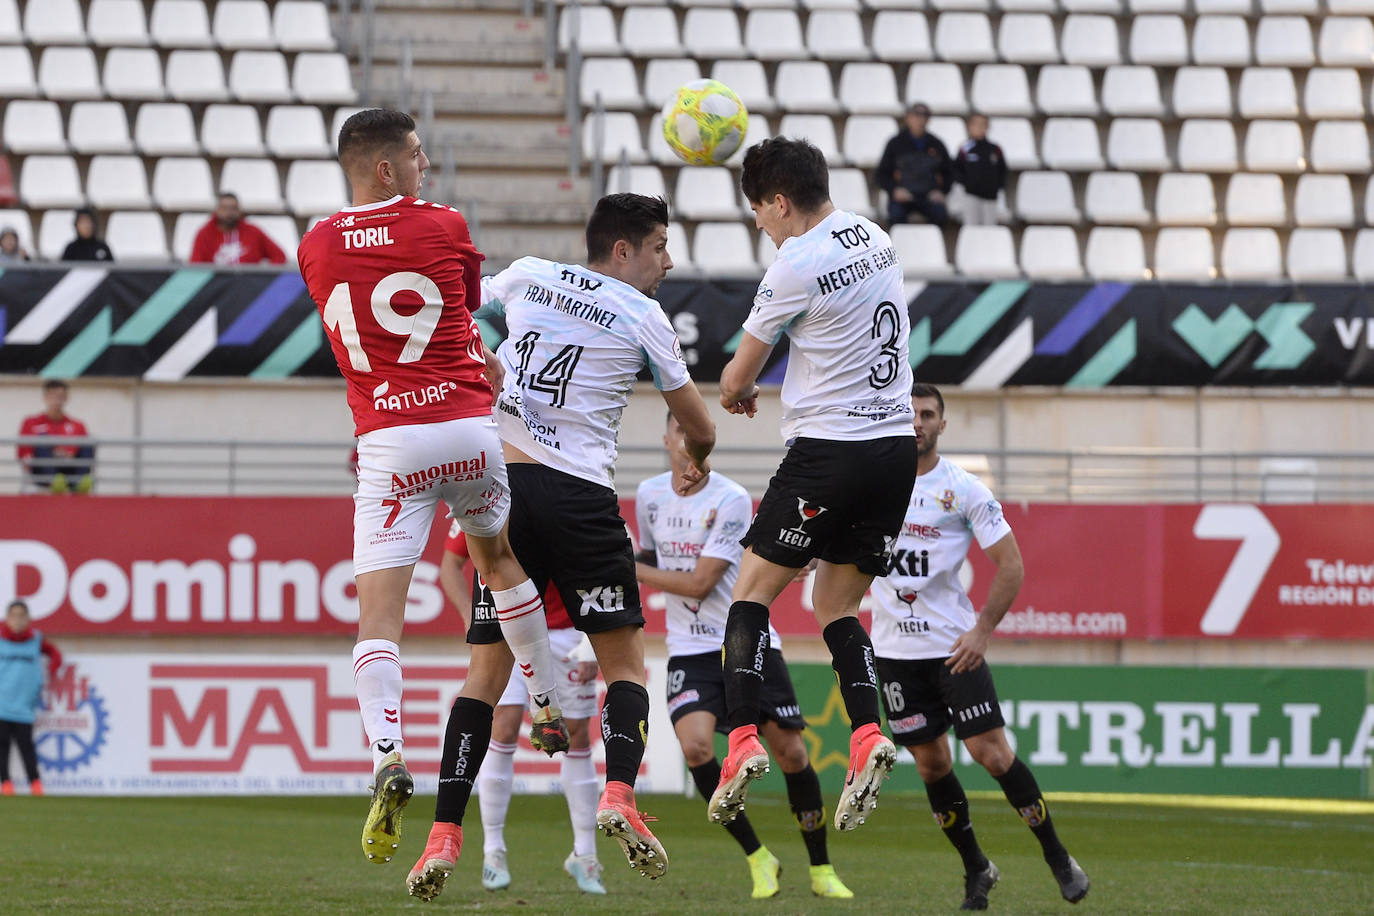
[635, 471, 782, 658]
[742, 209, 914, 444]
[298, 195, 493, 436]
[478, 257, 691, 489]
[870, 458, 1013, 660]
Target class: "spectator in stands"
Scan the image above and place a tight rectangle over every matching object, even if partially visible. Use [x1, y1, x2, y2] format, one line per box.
[876, 103, 953, 228]
[61, 208, 113, 262]
[954, 114, 1007, 226]
[0, 227, 28, 263]
[190, 193, 287, 266]
[16, 379, 95, 494]
[0, 599, 62, 796]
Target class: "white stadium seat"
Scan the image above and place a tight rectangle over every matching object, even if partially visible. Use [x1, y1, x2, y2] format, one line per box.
[934, 13, 997, 63]
[558, 5, 619, 56]
[38, 47, 102, 100]
[579, 58, 642, 109]
[664, 220, 692, 274]
[872, 11, 933, 62]
[1101, 66, 1165, 117]
[645, 60, 702, 112]
[620, 7, 683, 59]
[293, 53, 357, 105]
[1107, 119, 1170, 171]
[1041, 118, 1104, 171]
[224, 158, 287, 213]
[829, 168, 876, 219]
[1062, 16, 1121, 67]
[1294, 174, 1355, 227]
[213, 0, 275, 50]
[104, 48, 164, 100]
[135, 103, 199, 155]
[1221, 228, 1283, 280]
[25, 0, 85, 44]
[1287, 229, 1348, 281]
[1226, 173, 1287, 226]
[266, 106, 332, 158]
[1330, 0, 1374, 10]
[989, 117, 1039, 170]
[331, 107, 363, 148]
[1256, 16, 1315, 66]
[172, 212, 208, 261]
[710, 61, 773, 113]
[1319, 18, 1374, 66]
[69, 102, 133, 155]
[1196, 0, 1253, 8]
[167, 49, 229, 102]
[0, 209, 34, 259]
[1178, 120, 1239, 172]
[584, 111, 646, 164]
[1262, 0, 1318, 11]
[202, 104, 266, 157]
[1244, 120, 1306, 172]
[607, 164, 667, 199]
[1239, 68, 1299, 118]
[229, 51, 294, 103]
[1153, 229, 1217, 281]
[646, 113, 679, 165]
[929, 116, 968, 152]
[807, 10, 870, 60]
[1193, 16, 1252, 67]
[1036, 65, 1099, 116]
[287, 162, 347, 216]
[970, 65, 1033, 117]
[999, 0, 1058, 9]
[932, 0, 991, 10]
[1084, 171, 1151, 224]
[890, 224, 954, 278]
[105, 212, 169, 261]
[757, 229, 776, 271]
[87, 156, 151, 210]
[1085, 227, 1150, 280]
[1355, 230, 1374, 280]
[1020, 226, 1085, 280]
[1304, 69, 1363, 118]
[39, 210, 78, 260]
[150, 0, 213, 47]
[776, 114, 843, 163]
[693, 223, 758, 276]
[1364, 180, 1374, 224]
[0, 0, 18, 43]
[254, 215, 301, 265]
[745, 10, 806, 61]
[998, 14, 1059, 64]
[1172, 68, 1233, 118]
[151, 157, 215, 211]
[1015, 171, 1081, 223]
[839, 63, 903, 115]
[1129, 15, 1188, 66]
[89, 0, 151, 46]
[273, 1, 336, 52]
[955, 225, 1020, 278]
[674, 168, 742, 221]
[0, 46, 36, 96]
[1310, 121, 1371, 172]
[774, 61, 841, 113]
[683, 10, 746, 60]
[3, 100, 65, 154]
[1156, 173, 1218, 226]
[842, 116, 899, 168]
[1063, 0, 1124, 14]
[907, 63, 968, 113]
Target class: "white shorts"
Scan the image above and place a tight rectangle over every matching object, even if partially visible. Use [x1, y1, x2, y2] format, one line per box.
[496, 626, 597, 719]
[353, 415, 511, 576]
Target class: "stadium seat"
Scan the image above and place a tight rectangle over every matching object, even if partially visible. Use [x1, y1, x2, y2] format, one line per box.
[273, 1, 335, 52]
[807, 10, 870, 60]
[1061, 16, 1122, 67]
[998, 14, 1059, 64]
[585, 111, 646, 164]
[1294, 174, 1355, 227]
[1256, 16, 1314, 66]
[955, 225, 1019, 277]
[1153, 229, 1217, 281]
[829, 168, 876, 219]
[170, 211, 206, 260]
[150, 0, 213, 47]
[843, 115, 899, 168]
[1015, 171, 1081, 223]
[255, 215, 301, 264]
[1084, 171, 1151, 224]
[606, 164, 667, 199]
[1101, 66, 1165, 117]
[105, 212, 169, 261]
[645, 113, 678, 165]
[167, 49, 229, 102]
[202, 104, 266, 157]
[1063, 0, 1124, 13]
[1036, 65, 1099, 115]
[330, 107, 363, 146]
[1225, 174, 1286, 226]
[0, 46, 35, 96]
[87, 156, 151, 210]
[1129, 15, 1188, 65]
[0, 0, 17, 43]
[890, 224, 953, 278]
[620, 7, 682, 58]
[1193, 16, 1251, 67]
[989, 117, 1039, 169]
[3, 101, 65, 154]
[38, 210, 77, 259]
[38, 47, 102, 100]
[1041, 119, 1104, 171]
[646, 60, 702, 112]
[1310, 121, 1371, 172]
[1319, 18, 1374, 67]
[1238, 68, 1299, 118]
[1330, 0, 1374, 10]
[1244, 120, 1306, 172]
[1133, 0, 1186, 10]
[292, 53, 357, 105]
[1304, 69, 1363, 118]
[1287, 229, 1348, 281]
[693, 222, 758, 275]
[104, 48, 164, 99]
[839, 63, 903, 115]
[88, 0, 149, 45]
[1178, 120, 1239, 172]
[998, 0, 1058, 9]
[710, 61, 773, 113]
[225, 158, 287, 213]
[0, 208, 34, 257]
[579, 58, 642, 109]
[558, 5, 619, 56]
[775, 62, 841, 113]
[1085, 227, 1150, 279]
[683, 9, 746, 60]
[1221, 228, 1283, 279]
[872, 11, 933, 62]
[757, 229, 777, 271]
[929, 116, 968, 152]
[674, 168, 742, 221]
[213, 0, 274, 50]
[1172, 67, 1233, 118]
[934, 13, 997, 62]
[970, 65, 1033, 117]
[1156, 173, 1218, 226]
[1195, 0, 1252, 8]
[1363, 181, 1374, 224]
[663, 220, 692, 274]
[229, 51, 293, 103]
[69, 102, 133, 155]
[1352, 230, 1374, 279]
[25, 0, 84, 43]
[745, 10, 806, 61]
[931, 0, 991, 9]
[135, 103, 199, 155]
[266, 106, 332, 158]
[1020, 226, 1084, 280]
[907, 63, 967, 113]
[151, 157, 215, 210]
[1262, 0, 1318, 11]
[776, 114, 843, 163]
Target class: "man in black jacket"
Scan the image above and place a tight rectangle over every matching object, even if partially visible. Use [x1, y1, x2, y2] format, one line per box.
[61, 208, 113, 262]
[875, 103, 953, 227]
[954, 114, 1007, 225]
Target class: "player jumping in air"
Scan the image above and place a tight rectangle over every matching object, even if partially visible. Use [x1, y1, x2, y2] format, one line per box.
[635, 414, 853, 900]
[437, 523, 607, 895]
[407, 193, 716, 900]
[298, 108, 566, 866]
[872, 384, 1089, 910]
[710, 137, 917, 834]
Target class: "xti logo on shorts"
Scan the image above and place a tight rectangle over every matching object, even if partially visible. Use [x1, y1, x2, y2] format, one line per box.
[576, 585, 626, 615]
[777, 498, 827, 549]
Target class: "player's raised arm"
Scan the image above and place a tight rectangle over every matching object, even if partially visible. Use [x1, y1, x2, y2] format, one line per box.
[661, 381, 715, 491]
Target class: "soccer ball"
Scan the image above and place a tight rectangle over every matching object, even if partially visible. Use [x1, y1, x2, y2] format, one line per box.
[661, 79, 749, 166]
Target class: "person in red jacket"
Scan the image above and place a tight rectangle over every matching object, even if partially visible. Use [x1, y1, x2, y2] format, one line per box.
[16, 380, 94, 493]
[189, 192, 287, 266]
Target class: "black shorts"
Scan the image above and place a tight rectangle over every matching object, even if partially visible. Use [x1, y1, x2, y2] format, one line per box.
[875, 656, 1005, 746]
[742, 435, 918, 577]
[666, 649, 806, 733]
[467, 463, 645, 644]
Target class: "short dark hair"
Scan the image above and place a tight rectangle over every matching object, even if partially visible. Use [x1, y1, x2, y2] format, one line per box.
[42, 379, 68, 393]
[218, 192, 239, 204]
[911, 382, 944, 415]
[585, 193, 669, 263]
[337, 108, 416, 166]
[740, 137, 830, 212]
[7, 599, 28, 614]
[74, 207, 96, 224]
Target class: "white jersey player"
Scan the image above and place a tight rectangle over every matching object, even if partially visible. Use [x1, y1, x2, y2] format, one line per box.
[870, 384, 1088, 910]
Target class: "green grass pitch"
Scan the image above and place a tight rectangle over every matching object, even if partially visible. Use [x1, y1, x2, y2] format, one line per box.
[4, 792, 1372, 914]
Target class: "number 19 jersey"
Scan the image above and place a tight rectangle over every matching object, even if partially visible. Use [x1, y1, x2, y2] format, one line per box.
[298, 195, 493, 436]
[742, 209, 914, 443]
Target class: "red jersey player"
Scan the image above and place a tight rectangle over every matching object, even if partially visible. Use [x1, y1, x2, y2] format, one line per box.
[297, 108, 565, 869]
[16, 379, 94, 493]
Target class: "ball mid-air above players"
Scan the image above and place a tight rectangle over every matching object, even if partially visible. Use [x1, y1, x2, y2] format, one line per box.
[661, 79, 749, 167]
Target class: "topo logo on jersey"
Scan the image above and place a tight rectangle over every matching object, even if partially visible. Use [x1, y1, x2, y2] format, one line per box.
[939, 490, 957, 512]
[777, 498, 827, 549]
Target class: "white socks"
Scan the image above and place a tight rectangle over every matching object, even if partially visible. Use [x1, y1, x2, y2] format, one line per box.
[562, 747, 599, 858]
[479, 739, 517, 854]
[490, 580, 558, 713]
[353, 639, 404, 771]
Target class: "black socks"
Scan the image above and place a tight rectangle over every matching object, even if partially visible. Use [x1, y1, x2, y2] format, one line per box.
[691, 758, 763, 855]
[602, 680, 651, 787]
[995, 757, 1069, 865]
[723, 601, 771, 732]
[784, 764, 829, 867]
[822, 616, 881, 730]
[434, 697, 493, 825]
[925, 770, 989, 874]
